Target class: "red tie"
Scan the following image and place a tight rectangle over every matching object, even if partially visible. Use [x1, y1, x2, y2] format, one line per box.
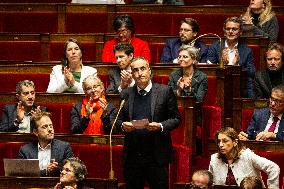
[225, 166, 237, 185]
[268, 117, 279, 132]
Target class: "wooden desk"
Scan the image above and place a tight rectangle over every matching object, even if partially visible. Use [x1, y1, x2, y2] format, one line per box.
[0, 133, 124, 145]
[0, 177, 118, 189]
[207, 140, 284, 156]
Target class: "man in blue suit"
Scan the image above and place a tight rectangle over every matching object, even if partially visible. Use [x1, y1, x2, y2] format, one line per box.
[117, 57, 181, 189]
[160, 17, 208, 63]
[207, 16, 256, 98]
[239, 84, 284, 141]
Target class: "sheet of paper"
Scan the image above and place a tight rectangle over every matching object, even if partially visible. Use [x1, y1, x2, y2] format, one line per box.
[131, 119, 149, 129]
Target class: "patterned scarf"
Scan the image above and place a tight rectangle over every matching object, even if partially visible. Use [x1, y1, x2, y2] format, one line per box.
[81, 95, 106, 134]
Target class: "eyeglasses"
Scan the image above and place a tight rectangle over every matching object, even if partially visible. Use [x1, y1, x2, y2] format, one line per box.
[269, 97, 284, 106]
[266, 57, 281, 61]
[85, 85, 101, 92]
[224, 27, 239, 32]
[116, 28, 130, 35]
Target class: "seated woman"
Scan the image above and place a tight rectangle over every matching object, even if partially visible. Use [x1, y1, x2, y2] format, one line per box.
[102, 14, 151, 63]
[241, 0, 279, 42]
[71, 75, 117, 134]
[168, 45, 208, 102]
[209, 127, 280, 188]
[53, 157, 93, 189]
[47, 38, 97, 93]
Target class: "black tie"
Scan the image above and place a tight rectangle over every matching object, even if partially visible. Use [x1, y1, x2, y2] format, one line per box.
[139, 89, 146, 96]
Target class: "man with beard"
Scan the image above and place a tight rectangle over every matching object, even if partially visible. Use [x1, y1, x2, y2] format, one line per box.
[207, 16, 255, 98]
[0, 80, 47, 133]
[160, 17, 208, 63]
[255, 43, 284, 98]
[239, 84, 284, 141]
[106, 43, 134, 94]
[19, 111, 74, 176]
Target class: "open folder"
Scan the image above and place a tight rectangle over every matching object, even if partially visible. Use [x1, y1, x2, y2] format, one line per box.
[3, 159, 40, 177]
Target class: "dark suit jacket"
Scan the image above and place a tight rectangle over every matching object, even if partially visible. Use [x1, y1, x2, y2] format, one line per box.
[168, 68, 208, 102]
[160, 38, 208, 63]
[254, 69, 284, 99]
[71, 102, 117, 134]
[106, 67, 121, 94]
[117, 83, 181, 166]
[207, 39, 256, 98]
[0, 104, 47, 132]
[247, 107, 284, 141]
[18, 139, 74, 176]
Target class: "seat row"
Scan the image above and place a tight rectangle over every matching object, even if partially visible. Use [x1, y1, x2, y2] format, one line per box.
[0, 33, 269, 70]
[0, 4, 283, 43]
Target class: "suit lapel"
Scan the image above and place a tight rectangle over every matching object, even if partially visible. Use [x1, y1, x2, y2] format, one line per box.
[151, 84, 158, 120]
[261, 108, 271, 130]
[50, 140, 57, 160]
[128, 87, 136, 120]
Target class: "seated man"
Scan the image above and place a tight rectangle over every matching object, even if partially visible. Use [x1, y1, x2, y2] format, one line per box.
[239, 84, 284, 141]
[255, 43, 284, 98]
[240, 176, 263, 189]
[106, 43, 135, 94]
[207, 16, 256, 98]
[160, 17, 208, 63]
[191, 170, 213, 189]
[0, 80, 47, 133]
[19, 111, 74, 176]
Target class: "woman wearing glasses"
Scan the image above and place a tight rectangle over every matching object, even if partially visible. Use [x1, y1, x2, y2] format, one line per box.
[210, 127, 279, 188]
[102, 14, 151, 63]
[71, 75, 117, 134]
[47, 38, 97, 93]
[53, 158, 93, 189]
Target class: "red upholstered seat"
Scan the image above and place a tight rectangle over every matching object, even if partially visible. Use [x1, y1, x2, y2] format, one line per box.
[71, 144, 124, 182]
[149, 43, 164, 63]
[0, 41, 41, 61]
[65, 13, 108, 33]
[39, 103, 75, 134]
[152, 75, 170, 85]
[0, 73, 50, 93]
[0, 13, 58, 33]
[98, 74, 110, 90]
[0, 142, 23, 176]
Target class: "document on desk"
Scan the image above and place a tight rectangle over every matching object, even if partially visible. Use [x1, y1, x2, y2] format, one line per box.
[131, 119, 149, 129]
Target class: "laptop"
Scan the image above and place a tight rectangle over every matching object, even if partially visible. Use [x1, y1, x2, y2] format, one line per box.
[3, 159, 40, 177]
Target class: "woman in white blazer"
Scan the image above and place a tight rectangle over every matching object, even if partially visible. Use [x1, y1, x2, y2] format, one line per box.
[47, 38, 97, 93]
[209, 127, 280, 189]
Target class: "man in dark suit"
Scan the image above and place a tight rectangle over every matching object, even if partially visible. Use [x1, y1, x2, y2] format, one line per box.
[255, 43, 284, 98]
[239, 84, 284, 141]
[207, 16, 256, 98]
[0, 80, 47, 133]
[106, 43, 134, 94]
[160, 17, 208, 63]
[117, 57, 181, 189]
[19, 111, 74, 176]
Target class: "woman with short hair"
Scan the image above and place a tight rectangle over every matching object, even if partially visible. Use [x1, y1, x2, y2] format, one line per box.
[53, 157, 93, 189]
[168, 45, 208, 102]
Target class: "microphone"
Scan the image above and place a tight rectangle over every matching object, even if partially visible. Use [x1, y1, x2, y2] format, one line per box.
[109, 99, 125, 179]
[190, 33, 223, 68]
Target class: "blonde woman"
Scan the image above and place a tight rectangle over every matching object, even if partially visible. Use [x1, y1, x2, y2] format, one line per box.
[241, 0, 279, 42]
